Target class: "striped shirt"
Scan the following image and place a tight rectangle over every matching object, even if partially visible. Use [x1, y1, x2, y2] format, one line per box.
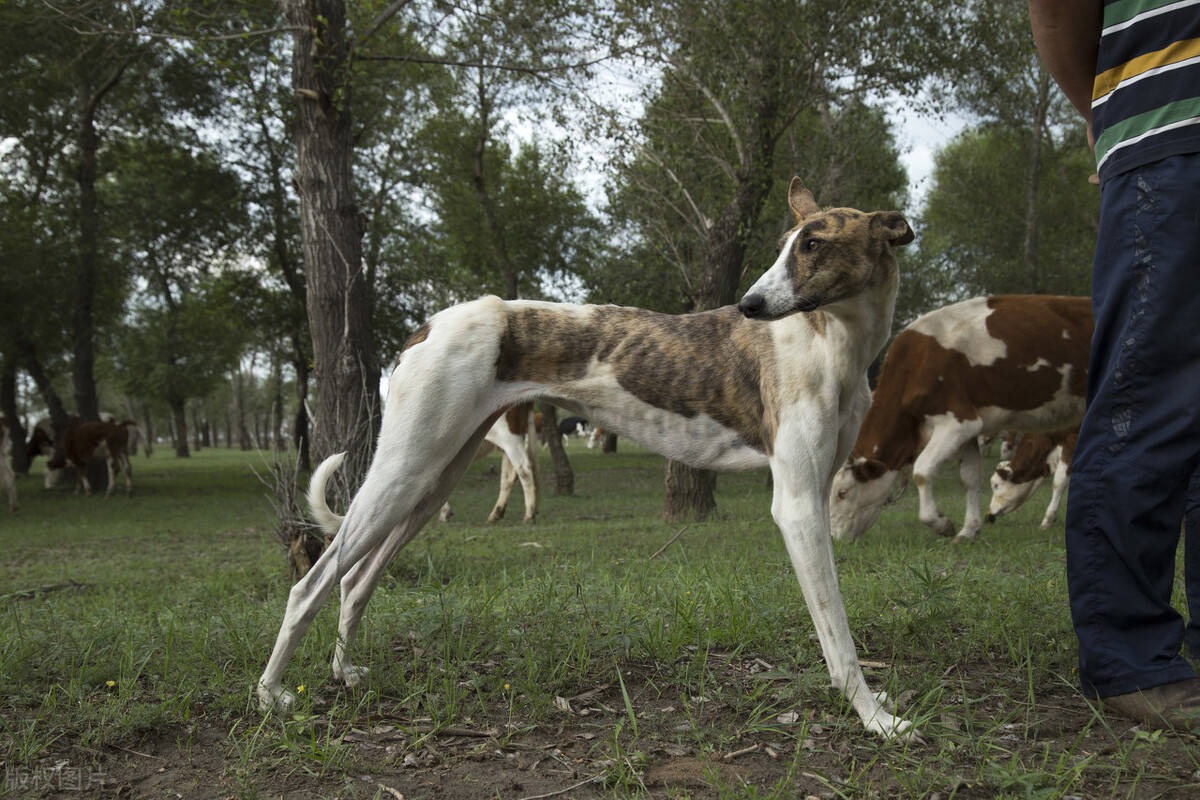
[1092, 0, 1200, 182]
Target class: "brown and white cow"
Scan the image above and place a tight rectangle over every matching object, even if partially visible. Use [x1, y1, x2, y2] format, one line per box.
[1, 416, 16, 512]
[437, 403, 540, 524]
[986, 429, 1078, 529]
[47, 419, 138, 497]
[830, 295, 1092, 542]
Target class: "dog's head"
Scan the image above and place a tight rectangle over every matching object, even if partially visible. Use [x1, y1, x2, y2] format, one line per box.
[738, 178, 913, 321]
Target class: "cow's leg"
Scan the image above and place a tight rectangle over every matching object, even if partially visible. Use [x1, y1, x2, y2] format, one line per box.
[1041, 460, 1070, 529]
[954, 439, 984, 541]
[913, 426, 975, 537]
[771, 410, 913, 739]
[2, 461, 16, 512]
[121, 453, 133, 496]
[103, 455, 117, 499]
[488, 454, 517, 522]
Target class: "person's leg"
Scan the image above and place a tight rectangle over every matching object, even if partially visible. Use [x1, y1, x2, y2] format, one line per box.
[1065, 153, 1200, 709]
[1185, 468, 1200, 660]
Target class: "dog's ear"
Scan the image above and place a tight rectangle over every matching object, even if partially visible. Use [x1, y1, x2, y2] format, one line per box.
[788, 177, 820, 223]
[870, 211, 914, 247]
[851, 458, 889, 483]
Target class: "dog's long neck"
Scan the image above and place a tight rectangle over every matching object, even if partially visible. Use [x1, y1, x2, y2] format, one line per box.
[811, 267, 899, 385]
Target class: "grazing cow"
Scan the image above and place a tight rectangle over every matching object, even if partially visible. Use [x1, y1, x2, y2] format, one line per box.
[48, 419, 137, 497]
[432, 403, 539, 524]
[1, 417, 16, 512]
[557, 416, 588, 438]
[987, 429, 1078, 529]
[830, 295, 1092, 542]
[586, 427, 608, 449]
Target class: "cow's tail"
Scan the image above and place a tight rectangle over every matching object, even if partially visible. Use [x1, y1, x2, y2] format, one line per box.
[307, 452, 346, 536]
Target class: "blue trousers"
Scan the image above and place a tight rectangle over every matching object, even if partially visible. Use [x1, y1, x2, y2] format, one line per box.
[1066, 151, 1200, 698]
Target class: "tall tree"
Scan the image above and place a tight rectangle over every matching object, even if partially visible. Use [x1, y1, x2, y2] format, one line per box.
[608, 0, 953, 519]
[104, 138, 249, 456]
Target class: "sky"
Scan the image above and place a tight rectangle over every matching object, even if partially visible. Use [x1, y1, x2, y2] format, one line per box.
[887, 106, 971, 209]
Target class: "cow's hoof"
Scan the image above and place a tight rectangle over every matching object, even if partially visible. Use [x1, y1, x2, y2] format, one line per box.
[952, 532, 977, 544]
[487, 507, 505, 523]
[930, 517, 955, 537]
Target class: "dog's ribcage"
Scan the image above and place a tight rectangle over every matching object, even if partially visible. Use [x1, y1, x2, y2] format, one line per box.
[415, 299, 788, 472]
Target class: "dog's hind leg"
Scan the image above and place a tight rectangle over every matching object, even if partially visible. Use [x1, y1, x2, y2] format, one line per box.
[331, 425, 494, 686]
[257, 462, 442, 712]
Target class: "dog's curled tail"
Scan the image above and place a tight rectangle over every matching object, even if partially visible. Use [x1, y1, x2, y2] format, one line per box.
[307, 452, 347, 536]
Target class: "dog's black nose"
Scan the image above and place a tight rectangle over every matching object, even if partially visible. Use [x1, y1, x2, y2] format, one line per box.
[984, 513, 996, 524]
[739, 293, 766, 318]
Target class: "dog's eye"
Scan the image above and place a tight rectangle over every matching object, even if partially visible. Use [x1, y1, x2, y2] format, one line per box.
[836, 488, 848, 500]
[803, 238, 821, 252]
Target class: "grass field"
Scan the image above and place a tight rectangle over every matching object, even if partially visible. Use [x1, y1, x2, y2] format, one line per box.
[1, 441, 1197, 799]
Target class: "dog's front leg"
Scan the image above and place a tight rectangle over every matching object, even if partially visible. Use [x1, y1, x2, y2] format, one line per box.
[772, 413, 915, 740]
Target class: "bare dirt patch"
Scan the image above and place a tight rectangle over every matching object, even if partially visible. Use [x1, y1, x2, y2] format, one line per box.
[12, 660, 1200, 799]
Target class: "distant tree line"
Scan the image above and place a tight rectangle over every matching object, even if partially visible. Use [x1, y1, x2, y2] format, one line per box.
[0, 0, 1096, 519]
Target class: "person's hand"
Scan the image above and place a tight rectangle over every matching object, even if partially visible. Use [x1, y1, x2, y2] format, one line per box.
[1086, 121, 1099, 185]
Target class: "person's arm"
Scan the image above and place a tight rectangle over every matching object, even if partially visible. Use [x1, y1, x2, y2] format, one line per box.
[1028, 0, 1103, 124]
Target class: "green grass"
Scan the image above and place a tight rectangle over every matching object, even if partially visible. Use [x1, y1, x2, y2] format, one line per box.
[1, 442, 1197, 798]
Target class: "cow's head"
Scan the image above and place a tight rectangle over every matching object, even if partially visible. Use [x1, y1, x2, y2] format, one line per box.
[738, 177, 913, 321]
[829, 456, 900, 542]
[28, 427, 55, 459]
[985, 461, 1047, 522]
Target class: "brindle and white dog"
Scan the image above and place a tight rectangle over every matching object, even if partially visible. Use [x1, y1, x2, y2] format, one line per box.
[256, 178, 917, 739]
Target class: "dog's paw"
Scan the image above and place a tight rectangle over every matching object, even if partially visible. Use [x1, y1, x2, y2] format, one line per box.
[873, 690, 897, 714]
[336, 664, 369, 688]
[868, 714, 922, 743]
[257, 684, 296, 714]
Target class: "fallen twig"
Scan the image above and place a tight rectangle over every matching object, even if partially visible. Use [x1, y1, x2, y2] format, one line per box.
[723, 743, 760, 760]
[516, 775, 601, 800]
[0, 580, 90, 602]
[382, 720, 499, 738]
[648, 526, 689, 560]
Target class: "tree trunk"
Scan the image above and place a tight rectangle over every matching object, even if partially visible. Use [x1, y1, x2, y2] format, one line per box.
[70, 59, 128, 422]
[538, 402, 574, 495]
[233, 369, 252, 451]
[141, 403, 154, 456]
[281, 0, 379, 489]
[1022, 68, 1051, 293]
[170, 396, 190, 457]
[661, 86, 779, 522]
[293, 352, 311, 471]
[192, 404, 203, 451]
[663, 460, 718, 522]
[1, 361, 29, 475]
[271, 352, 285, 451]
[18, 337, 71, 444]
